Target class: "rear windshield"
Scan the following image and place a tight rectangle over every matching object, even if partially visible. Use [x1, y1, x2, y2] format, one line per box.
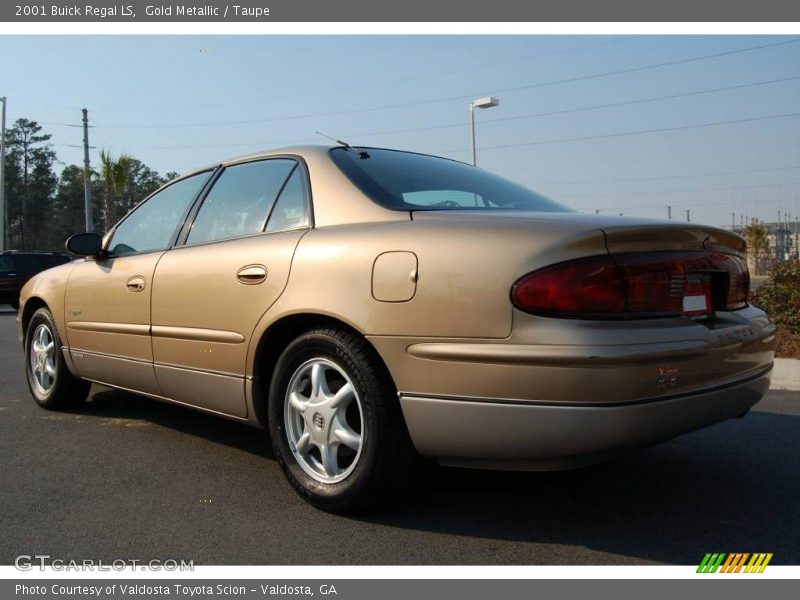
[330, 147, 573, 212]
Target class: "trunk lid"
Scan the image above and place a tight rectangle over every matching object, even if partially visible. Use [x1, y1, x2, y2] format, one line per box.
[412, 210, 746, 257]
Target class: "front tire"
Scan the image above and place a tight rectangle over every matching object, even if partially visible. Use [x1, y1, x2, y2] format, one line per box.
[267, 328, 414, 512]
[25, 307, 90, 410]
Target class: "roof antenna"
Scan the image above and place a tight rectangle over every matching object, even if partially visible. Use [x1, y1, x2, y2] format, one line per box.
[315, 131, 351, 149]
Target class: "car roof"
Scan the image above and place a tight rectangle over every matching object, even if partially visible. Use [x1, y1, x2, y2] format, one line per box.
[190, 144, 334, 174]
[182, 144, 467, 180]
[0, 251, 68, 256]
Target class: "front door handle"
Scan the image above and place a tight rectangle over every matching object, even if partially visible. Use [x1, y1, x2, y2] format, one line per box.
[126, 276, 146, 292]
[236, 264, 267, 285]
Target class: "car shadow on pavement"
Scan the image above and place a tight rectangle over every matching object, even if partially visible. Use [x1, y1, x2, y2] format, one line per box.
[370, 407, 800, 565]
[80, 387, 275, 460]
[76, 387, 799, 565]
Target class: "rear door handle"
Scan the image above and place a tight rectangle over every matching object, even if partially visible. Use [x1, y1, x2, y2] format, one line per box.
[237, 264, 267, 284]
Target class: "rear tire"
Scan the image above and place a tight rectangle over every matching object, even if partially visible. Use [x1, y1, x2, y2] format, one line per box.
[267, 328, 414, 513]
[25, 307, 90, 410]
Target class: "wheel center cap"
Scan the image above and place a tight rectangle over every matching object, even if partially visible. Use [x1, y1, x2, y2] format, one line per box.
[312, 412, 325, 430]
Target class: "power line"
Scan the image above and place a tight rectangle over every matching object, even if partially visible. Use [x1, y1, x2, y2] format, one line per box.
[53, 136, 320, 151]
[596, 195, 800, 216]
[563, 180, 800, 202]
[55, 112, 800, 156]
[433, 111, 800, 154]
[480, 74, 800, 126]
[90, 37, 800, 130]
[51, 78, 800, 154]
[340, 72, 800, 141]
[533, 165, 800, 186]
[483, 37, 800, 97]
[91, 37, 645, 114]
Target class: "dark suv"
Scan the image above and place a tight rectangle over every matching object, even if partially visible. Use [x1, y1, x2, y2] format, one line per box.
[0, 251, 71, 309]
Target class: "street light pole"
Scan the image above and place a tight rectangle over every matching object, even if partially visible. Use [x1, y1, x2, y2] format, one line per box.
[469, 96, 499, 166]
[82, 108, 93, 233]
[0, 96, 6, 251]
[469, 103, 476, 167]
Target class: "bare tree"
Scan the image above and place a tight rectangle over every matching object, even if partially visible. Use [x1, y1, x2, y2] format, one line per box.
[744, 219, 770, 276]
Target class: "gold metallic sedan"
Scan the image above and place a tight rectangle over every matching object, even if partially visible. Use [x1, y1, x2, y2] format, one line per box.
[18, 146, 775, 511]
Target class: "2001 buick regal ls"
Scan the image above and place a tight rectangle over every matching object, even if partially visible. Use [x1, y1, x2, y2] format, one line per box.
[18, 145, 775, 511]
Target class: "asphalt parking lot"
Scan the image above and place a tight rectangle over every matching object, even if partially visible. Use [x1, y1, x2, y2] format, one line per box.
[1, 309, 798, 566]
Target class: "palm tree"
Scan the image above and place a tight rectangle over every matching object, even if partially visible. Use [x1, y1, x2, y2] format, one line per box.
[99, 150, 132, 231]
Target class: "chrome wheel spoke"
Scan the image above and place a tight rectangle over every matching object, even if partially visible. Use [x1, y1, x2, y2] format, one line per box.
[310, 363, 330, 398]
[44, 361, 56, 378]
[289, 391, 309, 414]
[332, 418, 361, 451]
[319, 443, 339, 477]
[329, 382, 353, 410]
[294, 431, 312, 454]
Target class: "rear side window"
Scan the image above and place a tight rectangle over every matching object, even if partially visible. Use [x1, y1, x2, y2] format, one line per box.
[265, 168, 310, 232]
[109, 171, 212, 257]
[41, 255, 69, 268]
[13, 255, 41, 275]
[187, 159, 297, 245]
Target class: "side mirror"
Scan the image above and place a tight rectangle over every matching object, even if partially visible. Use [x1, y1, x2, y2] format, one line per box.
[66, 232, 103, 257]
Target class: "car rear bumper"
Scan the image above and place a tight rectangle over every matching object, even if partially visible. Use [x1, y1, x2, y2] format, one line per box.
[399, 365, 771, 470]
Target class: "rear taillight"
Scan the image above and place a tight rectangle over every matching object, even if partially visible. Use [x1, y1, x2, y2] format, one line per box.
[511, 252, 749, 319]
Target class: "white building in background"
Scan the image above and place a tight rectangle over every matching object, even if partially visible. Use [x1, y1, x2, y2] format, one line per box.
[732, 220, 800, 263]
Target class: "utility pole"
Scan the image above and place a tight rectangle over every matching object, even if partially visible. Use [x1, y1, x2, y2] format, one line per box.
[686, 209, 690, 222]
[0, 96, 6, 251]
[82, 108, 93, 232]
[731, 211, 735, 230]
[667, 205, 672, 220]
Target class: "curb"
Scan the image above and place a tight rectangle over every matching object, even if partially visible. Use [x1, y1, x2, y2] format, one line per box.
[771, 358, 800, 391]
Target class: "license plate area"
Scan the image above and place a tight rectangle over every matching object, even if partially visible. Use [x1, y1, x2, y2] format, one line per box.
[683, 272, 713, 319]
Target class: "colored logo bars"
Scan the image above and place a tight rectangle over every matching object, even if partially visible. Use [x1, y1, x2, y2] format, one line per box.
[697, 553, 773, 573]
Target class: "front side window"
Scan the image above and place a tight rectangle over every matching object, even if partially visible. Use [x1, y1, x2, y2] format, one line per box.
[330, 147, 573, 212]
[187, 159, 297, 245]
[108, 171, 211, 257]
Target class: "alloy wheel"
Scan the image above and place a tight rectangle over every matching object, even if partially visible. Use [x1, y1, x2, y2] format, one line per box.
[29, 323, 57, 395]
[283, 357, 364, 484]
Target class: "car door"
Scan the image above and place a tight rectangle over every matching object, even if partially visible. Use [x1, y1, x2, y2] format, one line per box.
[150, 157, 311, 418]
[64, 171, 213, 395]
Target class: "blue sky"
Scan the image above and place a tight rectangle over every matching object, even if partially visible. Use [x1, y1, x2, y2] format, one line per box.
[1, 34, 799, 228]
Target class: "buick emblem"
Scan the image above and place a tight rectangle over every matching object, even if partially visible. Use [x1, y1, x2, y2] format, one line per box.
[313, 412, 325, 430]
[702, 235, 711, 249]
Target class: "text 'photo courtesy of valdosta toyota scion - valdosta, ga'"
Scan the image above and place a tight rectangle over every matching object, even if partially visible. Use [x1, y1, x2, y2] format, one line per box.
[15, 584, 335, 596]
[17, 4, 271, 18]
[17, 145, 773, 513]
